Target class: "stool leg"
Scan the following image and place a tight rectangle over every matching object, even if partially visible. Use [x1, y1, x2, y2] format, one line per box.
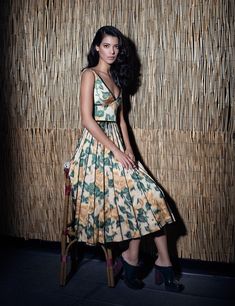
[60, 168, 71, 286]
[107, 247, 114, 287]
[60, 227, 68, 286]
[101, 245, 115, 287]
[60, 239, 78, 286]
[60, 253, 67, 286]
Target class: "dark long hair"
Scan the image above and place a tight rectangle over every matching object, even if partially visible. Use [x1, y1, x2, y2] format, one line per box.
[86, 26, 131, 90]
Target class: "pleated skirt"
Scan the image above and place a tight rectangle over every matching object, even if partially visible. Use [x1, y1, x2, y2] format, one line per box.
[69, 121, 175, 245]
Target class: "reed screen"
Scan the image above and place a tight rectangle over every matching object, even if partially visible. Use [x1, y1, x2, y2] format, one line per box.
[0, 0, 234, 262]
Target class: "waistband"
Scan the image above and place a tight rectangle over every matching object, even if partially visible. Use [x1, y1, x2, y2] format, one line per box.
[96, 120, 117, 123]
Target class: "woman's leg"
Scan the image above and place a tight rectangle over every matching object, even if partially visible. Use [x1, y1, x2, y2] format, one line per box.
[121, 238, 140, 266]
[154, 234, 172, 266]
[121, 232, 172, 267]
[120, 238, 144, 289]
[120, 230, 172, 267]
[153, 230, 184, 291]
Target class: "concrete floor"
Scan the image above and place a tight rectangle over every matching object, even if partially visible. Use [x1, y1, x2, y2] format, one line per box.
[0, 239, 234, 306]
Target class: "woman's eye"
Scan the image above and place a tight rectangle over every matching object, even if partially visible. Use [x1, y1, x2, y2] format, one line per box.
[103, 44, 109, 48]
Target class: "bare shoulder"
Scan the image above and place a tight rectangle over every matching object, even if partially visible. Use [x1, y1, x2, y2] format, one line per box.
[80, 69, 95, 96]
[81, 68, 95, 83]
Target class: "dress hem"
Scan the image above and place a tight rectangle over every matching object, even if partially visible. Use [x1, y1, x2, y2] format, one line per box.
[74, 219, 175, 246]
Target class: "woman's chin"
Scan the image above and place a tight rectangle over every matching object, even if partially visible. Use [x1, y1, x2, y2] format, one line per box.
[106, 58, 116, 64]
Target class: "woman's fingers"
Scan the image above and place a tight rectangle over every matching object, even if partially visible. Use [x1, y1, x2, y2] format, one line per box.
[124, 155, 136, 169]
[114, 150, 137, 169]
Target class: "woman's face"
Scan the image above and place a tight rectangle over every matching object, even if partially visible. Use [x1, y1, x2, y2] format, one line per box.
[96, 35, 119, 65]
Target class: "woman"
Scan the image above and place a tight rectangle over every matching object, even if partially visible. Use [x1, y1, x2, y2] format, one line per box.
[69, 26, 183, 292]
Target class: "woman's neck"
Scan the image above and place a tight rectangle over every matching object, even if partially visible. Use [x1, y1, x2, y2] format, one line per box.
[95, 61, 111, 75]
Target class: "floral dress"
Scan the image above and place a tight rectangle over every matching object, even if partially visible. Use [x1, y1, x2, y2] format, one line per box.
[69, 69, 175, 245]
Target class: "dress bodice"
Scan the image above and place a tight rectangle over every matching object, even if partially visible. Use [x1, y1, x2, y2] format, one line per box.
[90, 70, 122, 122]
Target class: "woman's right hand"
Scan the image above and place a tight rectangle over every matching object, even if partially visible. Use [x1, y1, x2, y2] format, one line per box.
[113, 149, 137, 170]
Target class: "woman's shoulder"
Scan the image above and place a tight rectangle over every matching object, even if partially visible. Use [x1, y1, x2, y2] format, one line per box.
[81, 67, 96, 77]
[80, 68, 96, 84]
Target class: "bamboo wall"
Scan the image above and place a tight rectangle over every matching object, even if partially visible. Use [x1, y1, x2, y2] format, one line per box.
[0, 0, 234, 262]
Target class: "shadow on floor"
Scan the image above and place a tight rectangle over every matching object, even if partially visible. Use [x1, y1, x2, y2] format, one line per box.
[0, 237, 235, 306]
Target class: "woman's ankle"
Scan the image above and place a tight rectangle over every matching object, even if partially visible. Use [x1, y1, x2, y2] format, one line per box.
[155, 256, 172, 267]
[122, 250, 139, 266]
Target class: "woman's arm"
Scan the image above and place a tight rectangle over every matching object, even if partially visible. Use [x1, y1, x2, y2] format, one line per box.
[119, 103, 136, 162]
[80, 70, 136, 169]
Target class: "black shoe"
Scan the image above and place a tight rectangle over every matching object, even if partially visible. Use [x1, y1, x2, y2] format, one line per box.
[155, 265, 184, 292]
[120, 256, 145, 290]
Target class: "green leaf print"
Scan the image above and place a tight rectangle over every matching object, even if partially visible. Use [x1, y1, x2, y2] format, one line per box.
[79, 151, 86, 159]
[102, 92, 110, 99]
[106, 114, 115, 121]
[137, 209, 147, 223]
[104, 157, 111, 166]
[137, 181, 147, 192]
[94, 187, 104, 198]
[81, 195, 88, 204]
[104, 219, 115, 227]
[86, 225, 94, 238]
[112, 163, 119, 169]
[145, 225, 150, 232]
[131, 172, 141, 180]
[108, 179, 113, 188]
[84, 138, 91, 145]
[119, 206, 126, 214]
[99, 221, 104, 228]
[96, 109, 105, 117]
[92, 154, 97, 164]
[104, 189, 109, 197]
[106, 233, 117, 242]
[120, 188, 132, 202]
[96, 155, 103, 168]
[84, 182, 96, 194]
[97, 79, 102, 86]
[118, 215, 125, 223]
[120, 187, 129, 196]
[126, 211, 134, 219]
[93, 216, 100, 227]
[128, 220, 135, 231]
[79, 158, 85, 167]
[125, 231, 132, 239]
[144, 174, 154, 183]
[85, 146, 91, 154]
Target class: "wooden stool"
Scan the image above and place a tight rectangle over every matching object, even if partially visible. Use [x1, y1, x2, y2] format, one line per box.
[60, 162, 115, 287]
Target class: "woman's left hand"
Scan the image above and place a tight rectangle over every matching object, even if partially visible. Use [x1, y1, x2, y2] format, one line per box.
[125, 149, 137, 167]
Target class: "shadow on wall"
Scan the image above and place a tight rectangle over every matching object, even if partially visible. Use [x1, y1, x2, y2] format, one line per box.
[121, 36, 187, 272]
[0, 1, 15, 236]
